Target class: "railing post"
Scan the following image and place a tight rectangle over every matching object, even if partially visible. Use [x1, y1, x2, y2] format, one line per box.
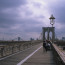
[1, 47, 4, 57]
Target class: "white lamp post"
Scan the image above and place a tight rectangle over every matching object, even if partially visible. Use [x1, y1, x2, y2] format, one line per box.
[49, 15, 55, 27]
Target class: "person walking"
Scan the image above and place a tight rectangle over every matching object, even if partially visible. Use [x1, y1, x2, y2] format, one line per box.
[46, 40, 51, 51]
[43, 41, 47, 52]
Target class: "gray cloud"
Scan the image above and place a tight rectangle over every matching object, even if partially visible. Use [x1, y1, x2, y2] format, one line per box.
[0, 0, 27, 9]
[0, 12, 18, 28]
[48, 0, 65, 24]
[0, 0, 45, 40]
[0, 0, 65, 40]
[21, 19, 42, 32]
[33, 2, 41, 8]
[47, 0, 65, 39]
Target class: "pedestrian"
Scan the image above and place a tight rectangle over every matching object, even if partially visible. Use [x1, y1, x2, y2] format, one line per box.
[46, 40, 51, 51]
[43, 41, 47, 52]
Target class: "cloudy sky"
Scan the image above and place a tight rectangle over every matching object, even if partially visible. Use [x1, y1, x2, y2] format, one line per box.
[0, 0, 65, 40]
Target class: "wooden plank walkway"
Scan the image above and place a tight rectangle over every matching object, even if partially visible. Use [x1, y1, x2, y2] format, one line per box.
[20, 46, 56, 65]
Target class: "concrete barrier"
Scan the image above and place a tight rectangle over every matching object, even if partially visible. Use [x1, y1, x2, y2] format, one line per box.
[51, 43, 65, 65]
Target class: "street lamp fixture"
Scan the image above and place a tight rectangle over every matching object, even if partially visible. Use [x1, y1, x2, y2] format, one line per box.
[49, 14, 55, 27]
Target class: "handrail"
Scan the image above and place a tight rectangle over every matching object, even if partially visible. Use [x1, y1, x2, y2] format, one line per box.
[51, 43, 65, 65]
[52, 44, 65, 63]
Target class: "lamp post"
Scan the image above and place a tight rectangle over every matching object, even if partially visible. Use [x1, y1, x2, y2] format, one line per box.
[49, 14, 55, 27]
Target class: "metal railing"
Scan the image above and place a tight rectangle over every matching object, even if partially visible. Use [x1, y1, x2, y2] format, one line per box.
[0, 40, 42, 58]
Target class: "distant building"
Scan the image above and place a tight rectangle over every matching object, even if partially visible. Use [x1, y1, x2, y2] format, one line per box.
[18, 37, 21, 41]
[30, 38, 34, 41]
[62, 37, 65, 40]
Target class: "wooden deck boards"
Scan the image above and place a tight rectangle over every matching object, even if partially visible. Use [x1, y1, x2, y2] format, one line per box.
[22, 47, 56, 65]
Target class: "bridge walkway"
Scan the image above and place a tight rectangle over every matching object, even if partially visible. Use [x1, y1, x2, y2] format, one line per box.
[21, 45, 56, 65]
[0, 43, 56, 65]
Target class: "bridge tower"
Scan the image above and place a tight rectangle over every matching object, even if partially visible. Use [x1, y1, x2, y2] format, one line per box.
[42, 27, 55, 42]
[42, 15, 55, 42]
